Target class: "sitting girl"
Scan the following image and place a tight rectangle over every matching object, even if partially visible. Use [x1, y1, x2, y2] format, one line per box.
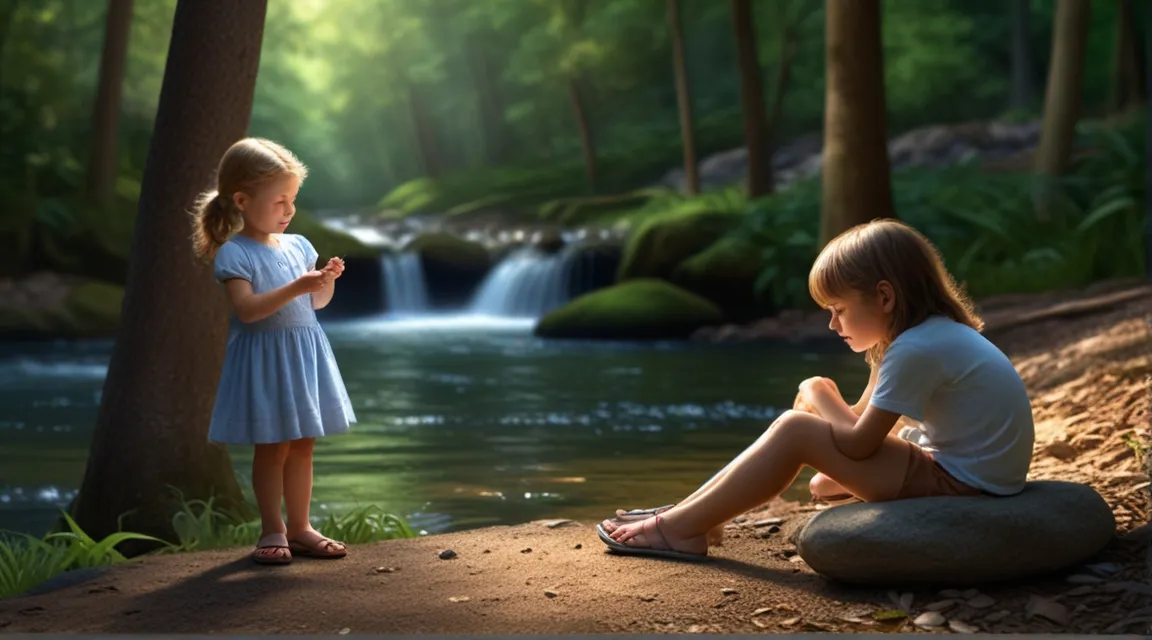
[600, 219, 1035, 560]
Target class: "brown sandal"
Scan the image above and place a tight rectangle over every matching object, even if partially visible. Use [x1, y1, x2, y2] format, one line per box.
[287, 531, 347, 559]
[252, 532, 292, 565]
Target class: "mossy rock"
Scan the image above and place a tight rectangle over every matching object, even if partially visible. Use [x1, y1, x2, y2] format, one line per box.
[0, 278, 123, 339]
[534, 279, 722, 340]
[290, 210, 377, 262]
[403, 232, 493, 308]
[670, 235, 772, 322]
[618, 210, 744, 282]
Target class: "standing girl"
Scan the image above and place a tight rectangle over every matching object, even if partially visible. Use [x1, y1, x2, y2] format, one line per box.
[191, 138, 356, 565]
[601, 219, 1035, 560]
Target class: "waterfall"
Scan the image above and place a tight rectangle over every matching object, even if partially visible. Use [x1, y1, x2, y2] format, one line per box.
[380, 253, 430, 315]
[469, 247, 580, 318]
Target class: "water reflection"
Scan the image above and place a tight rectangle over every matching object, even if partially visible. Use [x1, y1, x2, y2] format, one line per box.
[0, 319, 869, 536]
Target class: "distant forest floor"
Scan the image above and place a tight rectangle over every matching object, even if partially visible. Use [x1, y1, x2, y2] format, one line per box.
[1, 279, 1149, 635]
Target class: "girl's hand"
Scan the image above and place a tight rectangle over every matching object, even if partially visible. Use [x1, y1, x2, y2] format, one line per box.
[293, 270, 331, 295]
[322, 257, 345, 279]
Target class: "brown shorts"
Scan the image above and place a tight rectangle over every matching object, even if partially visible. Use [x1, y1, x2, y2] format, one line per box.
[892, 440, 982, 500]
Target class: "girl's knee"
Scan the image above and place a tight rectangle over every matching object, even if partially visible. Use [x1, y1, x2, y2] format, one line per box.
[254, 442, 291, 464]
[288, 437, 315, 455]
[809, 472, 839, 497]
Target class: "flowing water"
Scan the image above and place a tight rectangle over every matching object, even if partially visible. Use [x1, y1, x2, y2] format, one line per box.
[0, 316, 868, 537]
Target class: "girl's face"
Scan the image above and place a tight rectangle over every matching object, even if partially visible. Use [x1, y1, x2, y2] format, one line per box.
[234, 173, 300, 237]
[824, 283, 894, 352]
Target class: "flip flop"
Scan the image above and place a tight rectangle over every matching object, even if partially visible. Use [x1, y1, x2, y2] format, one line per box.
[251, 532, 292, 565]
[814, 493, 862, 506]
[287, 531, 348, 559]
[612, 503, 676, 523]
[595, 517, 709, 562]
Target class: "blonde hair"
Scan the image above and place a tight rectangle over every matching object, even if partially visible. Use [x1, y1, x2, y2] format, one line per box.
[190, 138, 308, 261]
[808, 219, 982, 367]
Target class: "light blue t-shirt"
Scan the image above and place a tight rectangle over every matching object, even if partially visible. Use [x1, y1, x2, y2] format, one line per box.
[870, 315, 1035, 496]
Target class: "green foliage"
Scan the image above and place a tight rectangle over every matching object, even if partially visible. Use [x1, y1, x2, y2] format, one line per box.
[0, 511, 163, 598]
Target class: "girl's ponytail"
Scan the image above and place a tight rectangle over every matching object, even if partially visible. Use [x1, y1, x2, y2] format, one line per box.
[190, 189, 242, 261]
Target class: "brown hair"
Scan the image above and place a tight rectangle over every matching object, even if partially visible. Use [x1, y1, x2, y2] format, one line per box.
[808, 219, 982, 367]
[190, 137, 308, 260]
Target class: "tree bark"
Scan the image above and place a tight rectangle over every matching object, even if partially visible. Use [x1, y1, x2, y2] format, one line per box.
[469, 37, 510, 166]
[1033, 0, 1090, 218]
[731, 0, 772, 198]
[85, 0, 134, 208]
[667, 0, 699, 195]
[1145, 0, 1151, 280]
[407, 84, 442, 178]
[71, 0, 266, 554]
[819, 0, 895, 247]
[567, 77, 597, 193]
[1110, 0, 1145, 113]
[1010, 0, 1035, 111]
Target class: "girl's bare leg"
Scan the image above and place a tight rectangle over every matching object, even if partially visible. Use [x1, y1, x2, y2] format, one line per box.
[283, 437, 347, 557]
[606, 410, 911, 554]
[252, 442, 292, 561]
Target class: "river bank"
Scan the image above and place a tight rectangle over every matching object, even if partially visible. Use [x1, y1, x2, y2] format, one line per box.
[1, 280, 1149, 634]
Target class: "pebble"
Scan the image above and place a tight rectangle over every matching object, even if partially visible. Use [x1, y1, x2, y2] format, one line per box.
[544, 590, 558, 598]
[985, 610, 1011, 623]
[967, 594, 996, 608]
[948, 620, 979, 633]
[374, 566, 397, 573]
[913, 611, 946, 628]
[961, 588, 980, 599]
[338, 629, 350, 635]
[721, 588, 738, 595]
[574, 544, 582, 549]
[640, 595, 658, 602]
[1066, 573, 1102, 584]
[939, 589, 963, 598]
[753, 517, 785, 527]
[521, 548, 532, 554]
[1026, 595, 1069, 625]
[545, 519, 573, 528]
[924, 599, 957, 611]
[448, 596, 471, 603]
[439, 549, 457, 560]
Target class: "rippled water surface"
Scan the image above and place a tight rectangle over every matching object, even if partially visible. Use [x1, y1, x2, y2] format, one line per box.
[0, 316, 869, 535]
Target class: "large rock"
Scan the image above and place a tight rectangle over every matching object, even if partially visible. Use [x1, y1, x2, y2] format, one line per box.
[534, 279, 722, 340]
[618, 210, 743, 282]
[0, 275, 124, 339]
[404, 232, 492, 309]
[670, 235, 770, 322]
[795, 481, 1116, 586]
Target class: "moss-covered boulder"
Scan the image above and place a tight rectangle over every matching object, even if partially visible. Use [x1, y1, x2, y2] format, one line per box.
[0, 276, 123, 339]
[618, 210, 744, 282]
[403, 232, 492, 308]
[670, 235, 772, 322]
[534, 279, 722, 340]
[290, 210, 377, 262]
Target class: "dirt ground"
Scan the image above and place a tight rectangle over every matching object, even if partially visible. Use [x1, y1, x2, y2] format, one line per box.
[1, 280, 1150, 635]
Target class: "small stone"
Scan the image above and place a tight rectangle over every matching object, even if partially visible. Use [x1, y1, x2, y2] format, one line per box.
[899, 592, 914, 611]
[948, 620, 979, 633]
[967, 594, 996, 608]
[961, 588, 980, 599]
[924, 599, 957, 611]
[1065, 585, 1095, 597]
[374, 566, 397, 573]
[914, 611, 946, 628]
[1084, 562, 1122, 576]
[544, 590, 558, 598]
[438, 549, 457, 560]
[574, 544, 582, 549]
[1066, 573, 1102, 584]
[788, 555, 805, 563]
[338, 629, 350, 635]
[753, 517, 784, 527]
[545, 519, 573, 528]
[721, 588, 738, 595]
[521, 548, 532, 554]
[482, 549, 491, 554]
[939, 589, 963, 598]
[640, 595, 658, 602]
[1026, 595, 1069, 625]
[448, 596, 471, 603]
[985, 610, 1010, 623]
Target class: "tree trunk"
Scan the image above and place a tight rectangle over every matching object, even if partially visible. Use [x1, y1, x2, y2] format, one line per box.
[567, 77, 597, 193]
[819, 0, 895, 247]
[1110, 0, 1145, 113]
[1145, 0, 1152, 281]
[407, 84, 442, 178]
[1010, 0, 1035, 111]
[85, 0, 134, 208]
[667, 0, 699, 195]
[1033, 0, 1090, 218]
[71, 0, 266, 555]
[766, 22, 801, 151]
[731, 0, 772, 198]
[470, 37, 510, 166]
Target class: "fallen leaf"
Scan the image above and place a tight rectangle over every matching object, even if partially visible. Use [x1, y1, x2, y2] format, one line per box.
[914, 611, 946, 628]
[872, 609, 907, 621]
[1026, 595, 1069, 626]
[949, 620, 979, 634]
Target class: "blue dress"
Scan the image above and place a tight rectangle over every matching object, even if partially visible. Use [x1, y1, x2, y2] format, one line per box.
[209, 233, 356, 444]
